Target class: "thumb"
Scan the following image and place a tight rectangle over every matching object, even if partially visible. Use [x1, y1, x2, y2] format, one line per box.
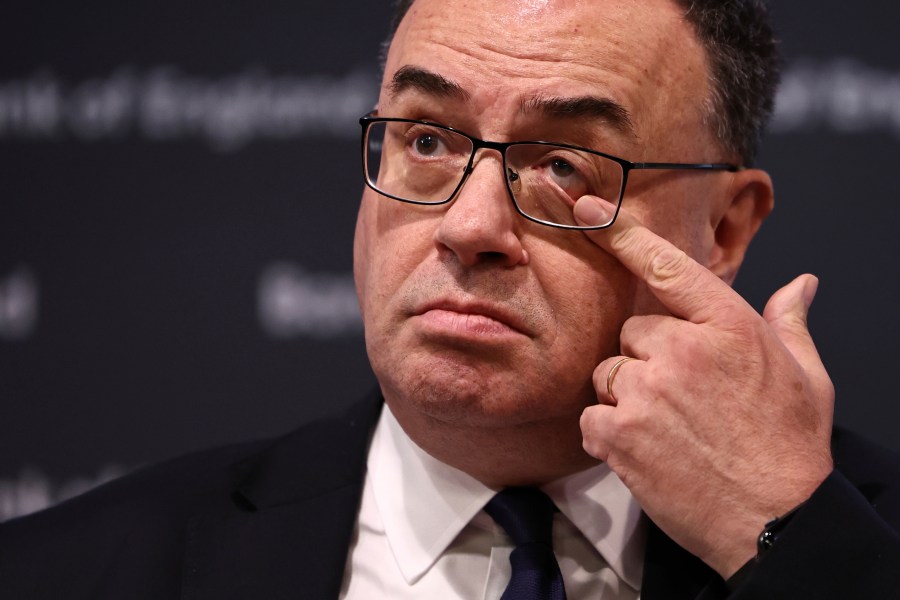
[763, 274, 831, 393]
[762, 274, 817, 341]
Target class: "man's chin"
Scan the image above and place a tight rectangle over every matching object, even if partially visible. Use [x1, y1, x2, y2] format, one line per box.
[382, 368, 587, 430]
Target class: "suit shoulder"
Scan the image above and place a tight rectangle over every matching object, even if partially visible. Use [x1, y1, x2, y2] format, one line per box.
[0, 392, 382, 597]
[0, 439, 271, 598]
[0, 390, 381, 544]
[0, 438, 266, 545]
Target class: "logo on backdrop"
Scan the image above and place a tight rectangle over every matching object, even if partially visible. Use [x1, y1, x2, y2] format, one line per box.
[0, 67, 378, 151]
[0, 266, 38, 341]
[2, 60, 899, 146]
[257, 262, 362, 338]
[771, 59, 900, 135]
[0, 465, 128, 522]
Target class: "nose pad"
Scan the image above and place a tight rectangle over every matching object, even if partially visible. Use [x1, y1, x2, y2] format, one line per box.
[433, 158, 526, 268]
[507, 168, 521, 194]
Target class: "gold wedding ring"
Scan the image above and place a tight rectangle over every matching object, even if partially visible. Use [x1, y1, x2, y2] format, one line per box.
[606, 357, 636, 403]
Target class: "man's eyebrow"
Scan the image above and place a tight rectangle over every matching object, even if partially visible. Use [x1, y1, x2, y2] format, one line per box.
[386, 66, 634, 137]
[388, 65, 470, 102]
[520, 94, 636, 138]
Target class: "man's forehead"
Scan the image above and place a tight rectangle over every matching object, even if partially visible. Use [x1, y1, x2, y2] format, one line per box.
[387, 0, 704, 101]
[394, 0, 686, 47]
[384, 0, 710, 154]
[400, 0, 647, 25]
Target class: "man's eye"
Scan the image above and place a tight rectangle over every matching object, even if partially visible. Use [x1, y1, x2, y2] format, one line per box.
[550, 159, 575, 178]
[541, 155, 590, 200]
[414, 134, 441, 155]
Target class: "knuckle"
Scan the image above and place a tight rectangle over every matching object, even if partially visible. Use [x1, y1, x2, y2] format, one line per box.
[647, 246, 691, 286]
[609, 407, 645, 444]
[620, 314, 649, 340]
[706, 291, 750, 324]
[580, 414, 609, 460]
[773, 310, 809, 334]
[581, 438, 606, 461]
[676, 333, 706, 358]
[610, 223, 645, 255]
[579, 408, 594, 431]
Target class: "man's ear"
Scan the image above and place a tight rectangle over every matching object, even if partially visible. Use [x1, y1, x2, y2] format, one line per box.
[708, 168, 774, 285]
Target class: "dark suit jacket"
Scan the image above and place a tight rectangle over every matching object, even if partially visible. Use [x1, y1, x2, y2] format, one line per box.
[2, 390, 900, 599]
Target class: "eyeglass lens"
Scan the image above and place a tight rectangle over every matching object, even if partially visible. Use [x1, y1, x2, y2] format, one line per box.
[365, 120, 624, 228]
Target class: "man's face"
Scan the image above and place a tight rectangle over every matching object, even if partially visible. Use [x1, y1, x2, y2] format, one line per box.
[354, 0, 738, 436]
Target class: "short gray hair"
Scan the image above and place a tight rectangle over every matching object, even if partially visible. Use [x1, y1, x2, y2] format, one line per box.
[381, 0, 780, 165]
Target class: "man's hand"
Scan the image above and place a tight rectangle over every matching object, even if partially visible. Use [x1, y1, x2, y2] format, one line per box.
[574, 195, 835, 579]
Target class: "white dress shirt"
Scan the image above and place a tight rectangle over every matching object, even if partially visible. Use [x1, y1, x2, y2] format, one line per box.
[340, 405, 645, 599]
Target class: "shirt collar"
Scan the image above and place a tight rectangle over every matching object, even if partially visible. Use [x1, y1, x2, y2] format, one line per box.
[544, 463, 645, 590]
[368, 405, 645, 589]
[368, 405, 496, 584]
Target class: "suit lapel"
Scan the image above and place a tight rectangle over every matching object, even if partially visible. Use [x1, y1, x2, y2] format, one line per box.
[181, 391, 383, 600]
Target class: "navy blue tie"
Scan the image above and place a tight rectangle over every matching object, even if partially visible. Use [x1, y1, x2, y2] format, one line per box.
[485, 488, 568, 600]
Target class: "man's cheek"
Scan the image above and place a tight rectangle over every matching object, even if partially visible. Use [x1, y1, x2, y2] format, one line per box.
[631, 283, 669, 318]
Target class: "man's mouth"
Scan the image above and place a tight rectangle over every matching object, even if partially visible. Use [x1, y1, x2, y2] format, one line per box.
[413, 299, 532, 339]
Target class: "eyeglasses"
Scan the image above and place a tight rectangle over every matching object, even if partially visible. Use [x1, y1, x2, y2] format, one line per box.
[360, 114, 742, 230]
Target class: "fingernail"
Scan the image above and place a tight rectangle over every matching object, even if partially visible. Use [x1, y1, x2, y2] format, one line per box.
[802, 275, 819, 307]
[574, 196, 613, 226]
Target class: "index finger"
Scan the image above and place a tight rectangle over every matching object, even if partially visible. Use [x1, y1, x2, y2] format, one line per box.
[573, 195, 751, 324]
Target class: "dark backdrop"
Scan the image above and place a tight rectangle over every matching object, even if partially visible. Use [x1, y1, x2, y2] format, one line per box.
[2, 1, 898, 520]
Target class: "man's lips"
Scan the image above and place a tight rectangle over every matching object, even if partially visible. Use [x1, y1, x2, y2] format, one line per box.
[413, 299, 532, 338]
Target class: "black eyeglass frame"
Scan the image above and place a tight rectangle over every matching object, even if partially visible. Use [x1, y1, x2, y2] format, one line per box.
[360, 114, 744, 230]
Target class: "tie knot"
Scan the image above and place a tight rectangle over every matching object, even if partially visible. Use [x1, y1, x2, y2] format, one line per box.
[485, 487, 556, 547]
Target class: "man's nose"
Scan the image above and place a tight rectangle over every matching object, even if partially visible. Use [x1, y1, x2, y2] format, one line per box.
[433, 154, 527, 268]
